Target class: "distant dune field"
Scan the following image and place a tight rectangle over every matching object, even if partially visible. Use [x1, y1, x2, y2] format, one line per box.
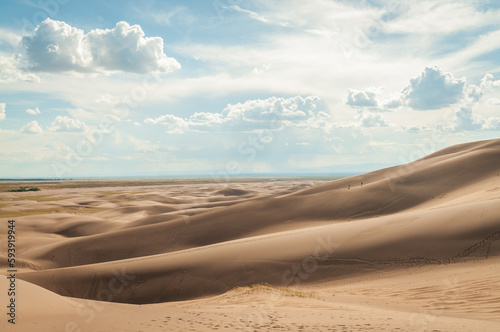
[1, 139, 500, 331]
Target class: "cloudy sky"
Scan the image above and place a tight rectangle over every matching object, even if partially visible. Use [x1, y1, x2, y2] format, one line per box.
[1, 0, 500, 178]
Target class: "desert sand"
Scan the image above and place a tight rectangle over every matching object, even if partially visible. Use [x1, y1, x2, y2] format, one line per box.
[1, 138, 500, 331]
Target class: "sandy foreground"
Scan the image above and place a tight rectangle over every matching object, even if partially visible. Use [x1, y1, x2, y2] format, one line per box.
[1, 138, 500, 331]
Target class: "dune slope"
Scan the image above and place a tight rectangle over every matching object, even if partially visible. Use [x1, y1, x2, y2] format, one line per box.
[0, 139, 495, 307]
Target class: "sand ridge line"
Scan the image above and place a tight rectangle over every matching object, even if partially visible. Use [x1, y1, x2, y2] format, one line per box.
[18, 224, 321, 273]
[19, 225, 500, 283]
[16, 196, 500, 274]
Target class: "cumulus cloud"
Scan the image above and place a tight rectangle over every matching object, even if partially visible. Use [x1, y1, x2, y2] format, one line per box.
[466, 85, 483, 103]
[451, 106, 500, 132]
[0, 55, 40, 83]
[453, 106, 482, 131]
[357, 110, 389, 127]
[85, 21, 180, 73]
[345, 88, 379, 108]
[346, 88, 399, 111]
[0, 103, 5, 120]
[480, 73, 500, 91]
[381, 95, 403, 109]
[21, 120, 43, 134]
[22, 19, 180, 74]
[22, 19, 88, 72]
[26, 107, 41, 115]
[464, 74, 500, 103]
[145, 96, 326, 133]
[144, 114, 187, 134]
[483, 118, 500, 131]
[401, 66, 465, 110]
[447, 73, 500, 132]
[49, 116, 87, 132]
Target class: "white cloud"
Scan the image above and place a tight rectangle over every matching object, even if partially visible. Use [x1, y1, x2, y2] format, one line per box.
[85, 21, 180, 73]
[357, 110, 389, 127]
[144, 114, 187, 134]
[230, 5, 289, 27]
[486, 98, 500, 106]
[0, 55, 40, 83]
[480, 73, 500, 91]
[466, 85, 483, 103]
[21, 120, 43, 134]
[381, 95, 403, 109]
[401, 66, 465, 110]
[462, 73, 500, 103]
[447, 73, 500, 132]
[448, 29, 500, 69]
[95, 93, 118, 104]
[345, 88, 379, 108]
[230, 5, 271, 24]
[145, 96, 326, 133]
[22, 19, 88, 72]
[346, 88, 403, 112]
[451, 105, 500, 132]
[222, 96, 314, 122]
[0, 27, 22, 48]
[453, 106, 482, 131]
[0, 103, 5, 120]
[49, 116, 87, 132]
[140, 6, 195, 27]
[346, 71, 496, 116]
[483, 117, 500, 131]
[253, 63, 271, 75]
[383, 1, 500, 35]
[22, 19, 180, 74]
[26, 107, 41, 115]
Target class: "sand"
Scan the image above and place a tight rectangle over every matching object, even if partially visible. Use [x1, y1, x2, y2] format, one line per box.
[1, 138, 499, 331]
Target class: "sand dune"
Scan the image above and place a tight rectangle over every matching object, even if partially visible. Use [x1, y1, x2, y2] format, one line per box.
[1, 139, 500, 331]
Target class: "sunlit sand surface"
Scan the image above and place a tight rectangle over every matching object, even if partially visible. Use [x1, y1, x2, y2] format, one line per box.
[1, 139, 500, 331]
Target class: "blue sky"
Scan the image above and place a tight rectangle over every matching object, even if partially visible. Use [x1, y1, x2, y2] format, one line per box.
[1, 0, 500, 178]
